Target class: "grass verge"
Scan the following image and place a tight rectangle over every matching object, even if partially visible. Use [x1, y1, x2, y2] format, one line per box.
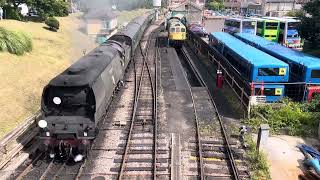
[0, 14, 89, 138]
[245, 135, 271, 180]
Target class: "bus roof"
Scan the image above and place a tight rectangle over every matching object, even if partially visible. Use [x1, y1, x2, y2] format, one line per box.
[210, 32, 288, 67]
[249, 17, 279, 22]
[235, 33, 320, 68]
[263, 17, 301, 23]
[225, 17, 256, 22]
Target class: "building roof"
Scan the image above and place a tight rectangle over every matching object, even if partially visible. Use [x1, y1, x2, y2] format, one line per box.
[210, 32, 288, 67]
[169, 1, 203, 11]
[235, 33, 320, 68]
[85, 8, 118, 20]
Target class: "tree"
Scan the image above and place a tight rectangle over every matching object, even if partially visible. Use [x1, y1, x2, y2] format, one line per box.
[28, 0, 68, 20]
[207, 0, 224, 11]
[299, 0, 320, 46]
[285, 9, 304, 17]
[1, 0, 68, 20]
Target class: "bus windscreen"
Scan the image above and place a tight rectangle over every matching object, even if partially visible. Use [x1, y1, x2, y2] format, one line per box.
[265, 22, 278, 29]
[242, 21, 255, 29]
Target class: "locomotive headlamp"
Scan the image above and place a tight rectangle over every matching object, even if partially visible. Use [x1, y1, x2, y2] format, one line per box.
[53, 97, 61, 105]
[38, 120, 48, 128]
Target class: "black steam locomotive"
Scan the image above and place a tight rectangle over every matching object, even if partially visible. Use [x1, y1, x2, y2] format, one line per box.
[37, 12, 155, 161]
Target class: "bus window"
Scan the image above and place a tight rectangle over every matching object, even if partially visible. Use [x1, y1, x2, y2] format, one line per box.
[234, 21, 240, 28]
[280, 22, 285, 30]
[243, 21, 255, 29]
[258, 68, 285, 76]
[255, 88, 281, 96]
[288, 22, 299, 30]
[170, 28, 175, 32]
[176, 27, 181, 32]
[311, 70, 320, 78]
[181, 28, 186, 32]
[257, 21, 263, 29]
[266, 22, 279, 29]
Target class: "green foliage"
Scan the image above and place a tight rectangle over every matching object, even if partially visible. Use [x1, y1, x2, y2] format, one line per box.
[299, 0, 320, 46]
[301, 94, 320, 112]
[0, 27, 32, 55]
[28, 0, 69, 20]
[2, 6, 22, 20]
[45, 17, 60, 31]
[245, 135, 271, 180]
[285, 9, 304, 17]
[207, 0, 224, 10]
[246, 98, 320, 136]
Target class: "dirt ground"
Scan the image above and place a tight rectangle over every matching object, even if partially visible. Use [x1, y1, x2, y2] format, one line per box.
[260, 135, 319, 180]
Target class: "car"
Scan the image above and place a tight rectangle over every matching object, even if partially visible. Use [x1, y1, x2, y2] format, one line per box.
[189, 25, 208, 37]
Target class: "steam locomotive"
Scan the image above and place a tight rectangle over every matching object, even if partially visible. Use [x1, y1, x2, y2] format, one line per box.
[37, 11, 155, 162]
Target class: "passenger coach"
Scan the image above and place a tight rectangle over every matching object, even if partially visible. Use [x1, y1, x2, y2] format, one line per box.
[209, 32, 289, 102]
[235, 33, 320, 101]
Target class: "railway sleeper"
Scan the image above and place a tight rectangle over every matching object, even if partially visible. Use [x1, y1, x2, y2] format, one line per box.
[189, 139, 238, 145]
[110, 166, 167, 172]
[118, 143, 166, 147]
[116, 149, 167, 155]
[120, 136, 165, 140]
[189, 167, 249, 177]
[113, 157, 168, 163]
[190, 151, 244, 159]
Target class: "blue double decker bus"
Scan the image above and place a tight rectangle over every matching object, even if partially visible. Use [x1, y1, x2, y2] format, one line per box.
[235, 33, 320, 101]
[209, 32, 289, 102]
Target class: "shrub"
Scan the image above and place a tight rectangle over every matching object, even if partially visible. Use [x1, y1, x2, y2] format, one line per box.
[45, 17, 60, 31]
[0, 27, 33, 55]
[246, 98, 320, 136]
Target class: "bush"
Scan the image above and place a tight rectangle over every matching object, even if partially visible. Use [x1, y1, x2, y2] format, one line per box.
[45, 17, 60, 31]
[246, 98, 320, 136]
[0, 27, 33, 55]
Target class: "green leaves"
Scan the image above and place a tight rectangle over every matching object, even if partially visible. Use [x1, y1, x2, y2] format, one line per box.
[45, 17, 60, 31]
[0, 27, 32, 55]
[299, 0, 320, 47]
[246, 98, 320, 137]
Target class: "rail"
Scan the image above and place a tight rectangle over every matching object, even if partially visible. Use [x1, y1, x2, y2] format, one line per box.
[181, 47, 205, 180]
[181, 46, 241, 180]
[118, 30, 157, 179]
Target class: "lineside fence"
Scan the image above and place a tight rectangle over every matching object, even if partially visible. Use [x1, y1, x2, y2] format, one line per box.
[0, 111, 41, 170]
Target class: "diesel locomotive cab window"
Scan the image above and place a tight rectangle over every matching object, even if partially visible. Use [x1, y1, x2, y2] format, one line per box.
[170, 28, 175, 32]
[311, 70, 320, 78]
[181, 28, 186, 32]
[258, 68, 285, 76]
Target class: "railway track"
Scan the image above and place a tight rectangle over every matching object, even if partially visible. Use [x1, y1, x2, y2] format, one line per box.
[118, 30, 160, 179]
[180, 45, 250, 179]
